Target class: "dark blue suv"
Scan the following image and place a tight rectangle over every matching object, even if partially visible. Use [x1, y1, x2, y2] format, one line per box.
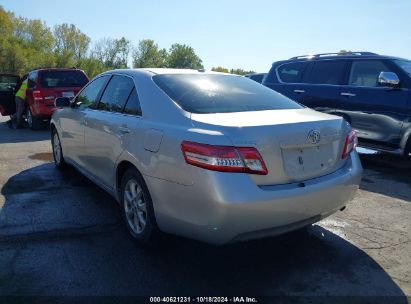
[263, 52, 411, 157]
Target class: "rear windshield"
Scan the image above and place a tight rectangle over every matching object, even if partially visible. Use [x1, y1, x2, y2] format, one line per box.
[394, 59, 411, 77]
[0, 75, 19, 93]
[153, 74, 302, 114]
[40, 70, 89, 88]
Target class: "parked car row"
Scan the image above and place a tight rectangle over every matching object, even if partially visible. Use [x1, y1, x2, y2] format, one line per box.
[3, 51, 409, 247]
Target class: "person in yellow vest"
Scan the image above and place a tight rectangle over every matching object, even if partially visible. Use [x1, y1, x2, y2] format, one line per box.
[8, 78, 28, 129]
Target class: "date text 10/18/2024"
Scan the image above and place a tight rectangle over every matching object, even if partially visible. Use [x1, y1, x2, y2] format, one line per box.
[150, 297, 258, 303]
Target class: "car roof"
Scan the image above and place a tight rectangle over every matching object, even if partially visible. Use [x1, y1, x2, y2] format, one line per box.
[141, 68, 205, 74]
[272, 52, 407, 66]
[101, 68, 235, 77]
[30, 67, 84, 72]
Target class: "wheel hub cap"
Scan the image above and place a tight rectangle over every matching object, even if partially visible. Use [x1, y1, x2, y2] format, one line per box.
[124, 180, 147, 234]
[53, 133, 61, 163]
[27, 110, 32, 126]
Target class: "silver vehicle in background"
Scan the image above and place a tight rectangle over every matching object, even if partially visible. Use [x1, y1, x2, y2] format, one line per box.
[51, 69, 362, 246]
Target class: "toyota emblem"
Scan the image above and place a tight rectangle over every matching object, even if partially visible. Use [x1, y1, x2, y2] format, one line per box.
[307, 130, 321, 144]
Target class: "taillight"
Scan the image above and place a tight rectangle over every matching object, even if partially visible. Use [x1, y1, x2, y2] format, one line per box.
[341, 130, 358, 159]
[181, 141, 268, 175]
[33, 90, 43, 102]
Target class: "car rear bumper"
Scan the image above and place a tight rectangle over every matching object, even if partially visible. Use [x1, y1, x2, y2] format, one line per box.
[31, 102, 57, 118]
[146, 151, 362, 244]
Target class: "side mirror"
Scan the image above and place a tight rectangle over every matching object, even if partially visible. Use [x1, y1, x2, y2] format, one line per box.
[378, 72, 400, 88]
[55, 97, 71, 108]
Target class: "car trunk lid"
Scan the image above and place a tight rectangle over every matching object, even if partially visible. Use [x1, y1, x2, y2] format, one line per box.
[190, 108, 348, 185]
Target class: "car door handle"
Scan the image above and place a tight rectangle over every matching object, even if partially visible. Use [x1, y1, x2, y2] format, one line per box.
[293, 89, 305, 94]
[81, 119, 87, 126]
[341, 92, 356, 97]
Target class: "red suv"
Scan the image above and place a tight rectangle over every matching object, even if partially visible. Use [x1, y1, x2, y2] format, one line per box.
[0, 68, 89, 129]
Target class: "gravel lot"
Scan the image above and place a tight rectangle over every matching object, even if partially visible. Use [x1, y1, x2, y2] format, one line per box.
[0, 115, 410, 301]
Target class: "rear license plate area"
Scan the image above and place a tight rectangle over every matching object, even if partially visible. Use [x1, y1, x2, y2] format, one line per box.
[281, 144, 336, 179]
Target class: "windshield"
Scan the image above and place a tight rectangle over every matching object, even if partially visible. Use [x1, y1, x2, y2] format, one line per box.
[394, 59, 411, 77]
[153, 74, 302, 114]
[40, 70, 89, 88]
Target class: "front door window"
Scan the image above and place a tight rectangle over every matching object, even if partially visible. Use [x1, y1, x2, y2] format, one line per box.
[349, 60, 392, 87]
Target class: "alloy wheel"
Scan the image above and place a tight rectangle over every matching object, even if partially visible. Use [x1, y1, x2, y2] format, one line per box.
[123, 179, 147, 234]
[53, 132, 62, 164]
[27, 109, 32, 128]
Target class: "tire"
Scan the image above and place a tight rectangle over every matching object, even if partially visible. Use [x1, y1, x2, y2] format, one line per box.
[27, 108, 42, 130]
[51, 129, 67, 170]
[120, 168, 161, 246]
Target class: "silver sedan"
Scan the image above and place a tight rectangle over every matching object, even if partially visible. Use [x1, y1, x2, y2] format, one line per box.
[51, 69, 362, 245]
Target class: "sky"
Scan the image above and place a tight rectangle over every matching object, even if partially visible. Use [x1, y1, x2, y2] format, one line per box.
[1, 0, 410, 72]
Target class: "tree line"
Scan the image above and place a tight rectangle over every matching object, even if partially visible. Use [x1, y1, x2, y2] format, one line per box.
[211, 66, 255, 75]
[0, 6, 255, 78]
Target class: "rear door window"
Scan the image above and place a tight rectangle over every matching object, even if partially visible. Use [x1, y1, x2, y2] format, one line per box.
[277, 62, 308, 83]
[98, 75, 134, 112]
[349, 60, 392, 87]
[123, 88, 142, 116]
[304, 60, 347, 85]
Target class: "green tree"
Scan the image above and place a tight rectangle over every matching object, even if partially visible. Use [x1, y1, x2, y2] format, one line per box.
[54, 23, 90, 67]
[14, 18, 54, 52]
[0, 7, 55, 74]
[167, 43, 203, 69]
[229, 68, 255, 76]
[0, 6, 15, 73]
[115, 37, 131, 69]
[132, 39, 167, 68]
[339, 49, 352, 55]
[212, 66, 255, 75]
[93, 38, 115, 66]
[92, 37, 131, 69]
[0, 6, 12, 43]
[0, 6, 215, 78]
[211, 66, 229, 73]
[76, 57, 106, 78]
